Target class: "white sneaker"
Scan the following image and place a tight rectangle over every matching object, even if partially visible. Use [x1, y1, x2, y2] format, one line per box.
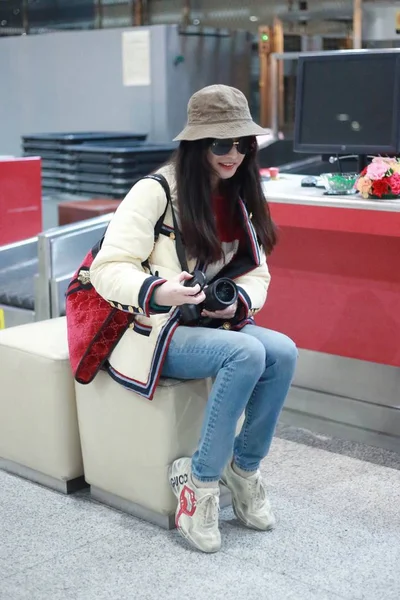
[221, 461, 275, 531]
[169, 457, 221, 553]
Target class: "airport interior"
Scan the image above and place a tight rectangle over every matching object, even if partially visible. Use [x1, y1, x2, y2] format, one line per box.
[0, 1, 399, 598]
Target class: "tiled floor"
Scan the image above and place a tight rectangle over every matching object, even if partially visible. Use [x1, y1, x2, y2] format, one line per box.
[1, 436, 399, 600]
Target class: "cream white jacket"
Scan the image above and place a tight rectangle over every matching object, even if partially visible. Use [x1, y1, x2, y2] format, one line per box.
[90, 164, 271, 399]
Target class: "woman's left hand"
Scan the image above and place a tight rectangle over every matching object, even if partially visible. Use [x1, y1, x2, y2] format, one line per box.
[201, 301, 238, 320]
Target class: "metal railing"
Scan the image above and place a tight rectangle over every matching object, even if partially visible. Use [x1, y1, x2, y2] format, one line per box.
[0, 214, 113, 328]
[36, 214, 112, 320]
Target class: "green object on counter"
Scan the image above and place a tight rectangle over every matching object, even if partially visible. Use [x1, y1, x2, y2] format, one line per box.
[320, 172, 358, 195]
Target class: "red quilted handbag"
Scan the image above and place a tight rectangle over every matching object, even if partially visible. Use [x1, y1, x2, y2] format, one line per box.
[65, 247, 133, 384]
[65, 174, 172, 385]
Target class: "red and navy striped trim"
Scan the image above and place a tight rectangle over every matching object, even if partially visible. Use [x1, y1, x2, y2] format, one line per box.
[237, 286, 252, 318]
[132, 321, 152, 337]
[138, 276, 167, 317]
[233, 317, 255, 331]
[238, 199, 261, 266]
[106, 309, 180, 400]
[160, 224, 174, 237]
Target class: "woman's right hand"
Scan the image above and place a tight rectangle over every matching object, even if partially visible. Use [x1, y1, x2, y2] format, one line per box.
[153, 272, 206, 307]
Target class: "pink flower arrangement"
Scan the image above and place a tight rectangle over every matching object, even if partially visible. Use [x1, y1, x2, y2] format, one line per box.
[356, 157, 400, 198]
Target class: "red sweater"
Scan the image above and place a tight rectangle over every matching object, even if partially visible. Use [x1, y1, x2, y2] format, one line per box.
[212, 194, 246, 251]
[150, 195, 246, 311]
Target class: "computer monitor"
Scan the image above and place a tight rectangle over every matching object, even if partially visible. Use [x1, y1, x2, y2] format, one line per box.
[294, 50, 400, 155]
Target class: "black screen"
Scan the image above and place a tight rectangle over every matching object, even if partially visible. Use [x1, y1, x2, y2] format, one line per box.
[296, 54, 400, 152]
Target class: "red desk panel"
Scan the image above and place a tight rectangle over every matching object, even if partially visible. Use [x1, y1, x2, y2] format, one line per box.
[0, 157, 42, 246]
[256, 202, 400, 367]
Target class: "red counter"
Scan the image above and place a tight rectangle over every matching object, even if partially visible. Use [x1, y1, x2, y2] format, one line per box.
[257, 175, 400, 368]
[0, 157, 42, 246]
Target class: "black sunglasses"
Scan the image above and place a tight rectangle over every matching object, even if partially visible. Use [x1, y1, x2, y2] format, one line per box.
[210, 137, 255, 157]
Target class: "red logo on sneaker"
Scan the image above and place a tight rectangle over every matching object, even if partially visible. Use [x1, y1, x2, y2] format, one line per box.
[175, 485, 197, 527]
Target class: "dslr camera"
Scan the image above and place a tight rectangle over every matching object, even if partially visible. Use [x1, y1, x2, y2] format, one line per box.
[180, 270, 238, 325]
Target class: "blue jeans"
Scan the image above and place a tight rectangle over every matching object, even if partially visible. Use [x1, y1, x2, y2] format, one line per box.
[162, 324, 298, 483]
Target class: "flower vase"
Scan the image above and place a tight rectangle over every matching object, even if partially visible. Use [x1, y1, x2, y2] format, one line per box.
[356, 157, 400, 200]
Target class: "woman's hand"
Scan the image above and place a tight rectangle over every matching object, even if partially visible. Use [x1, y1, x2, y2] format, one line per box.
[201, 302, 238, 320]
[153, 272, 206, 307]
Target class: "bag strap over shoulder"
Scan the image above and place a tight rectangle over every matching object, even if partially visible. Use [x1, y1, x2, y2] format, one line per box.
[143, 173, 189, 273]
[143, 174, 171, 241]
[93, 174, 188, 273]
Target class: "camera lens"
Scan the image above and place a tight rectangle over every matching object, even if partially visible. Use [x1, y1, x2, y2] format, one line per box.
[215, 281, 235, 303]
[204, 278, 238, 312]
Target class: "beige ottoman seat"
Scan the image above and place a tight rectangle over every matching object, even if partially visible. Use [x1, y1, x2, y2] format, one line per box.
[75, 371, 231, 529]
[0, 318, 85, 493]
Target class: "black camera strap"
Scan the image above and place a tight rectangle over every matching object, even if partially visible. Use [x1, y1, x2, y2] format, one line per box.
[146, 173, 189, 273]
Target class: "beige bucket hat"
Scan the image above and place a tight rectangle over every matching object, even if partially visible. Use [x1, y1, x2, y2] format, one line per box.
[174, 84, 267, 141]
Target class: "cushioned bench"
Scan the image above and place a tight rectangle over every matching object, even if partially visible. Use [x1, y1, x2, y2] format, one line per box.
[0, 318, 85, 493]
[75, 371, 232, 529]
[0, 316, 231, 526]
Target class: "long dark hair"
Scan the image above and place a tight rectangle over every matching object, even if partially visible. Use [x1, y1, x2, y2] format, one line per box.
[174, 138, 277, 265]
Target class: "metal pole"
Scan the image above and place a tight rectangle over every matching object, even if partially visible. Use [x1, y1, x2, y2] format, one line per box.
[182, 0, 191, 27]
[259, 51, 269, 127]
[22, 0, 30, 35]
[142, 0, 149, 24]
[96, 0, 104, 29]
[130, 0, 135, 26]
[353, 0, 362, 49]
[273, 18, 284, 131]
[132, 0, 143, 26]
[258, 26, 271, 128]
[271, 55, 279, 139]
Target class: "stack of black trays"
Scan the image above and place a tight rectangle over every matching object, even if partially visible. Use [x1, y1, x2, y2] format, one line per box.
[22, 132, 177, 198]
